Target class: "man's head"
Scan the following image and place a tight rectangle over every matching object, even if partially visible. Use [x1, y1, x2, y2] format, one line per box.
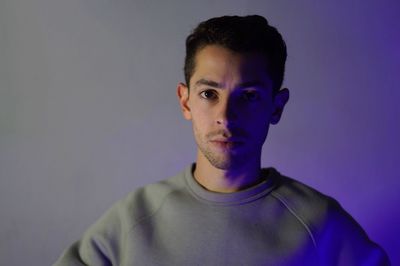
[177, 15, 289, 171]
[184, 15, 287, 93]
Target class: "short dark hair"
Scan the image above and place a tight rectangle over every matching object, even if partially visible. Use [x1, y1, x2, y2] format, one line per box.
[184, 15, 287, 93]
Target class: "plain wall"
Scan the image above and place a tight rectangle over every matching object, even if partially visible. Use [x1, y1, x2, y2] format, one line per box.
[1, 0, 399, 265]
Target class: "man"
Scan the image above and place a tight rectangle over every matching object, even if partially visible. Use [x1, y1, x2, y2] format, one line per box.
[54, 15, 390, 265]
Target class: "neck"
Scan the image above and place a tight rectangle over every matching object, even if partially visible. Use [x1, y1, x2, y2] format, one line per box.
[193, 151, 262, 193]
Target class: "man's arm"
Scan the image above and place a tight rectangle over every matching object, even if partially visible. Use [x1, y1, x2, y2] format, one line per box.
[53, 202, 125, 266]
[315, 199, 391, 266]
[54, 237, 112, 266]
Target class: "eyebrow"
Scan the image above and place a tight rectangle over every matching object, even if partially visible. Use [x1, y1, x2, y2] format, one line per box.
[194, 79, 223, 88]
[194, 78, 265, 90]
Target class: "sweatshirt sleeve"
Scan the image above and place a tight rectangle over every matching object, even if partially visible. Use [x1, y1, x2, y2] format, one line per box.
[53, 236, 112, 266]
[53, 200, 127, 266]
[53, 179, 179, 266]
[273, 174, 391, 265]
[315, 199, 391, 266]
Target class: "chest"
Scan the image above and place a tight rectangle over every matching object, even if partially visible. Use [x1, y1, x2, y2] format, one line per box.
[122, 199, 318, 265]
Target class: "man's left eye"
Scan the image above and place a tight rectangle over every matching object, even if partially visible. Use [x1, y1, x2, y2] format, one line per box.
[242, 91, 260, 101]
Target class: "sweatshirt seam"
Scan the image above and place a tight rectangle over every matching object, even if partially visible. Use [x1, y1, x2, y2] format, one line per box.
[184, 165, 276, 206]
[271, 191, 317, 248]
[123, 186, 185, 240]
[184, 182, 275, 206]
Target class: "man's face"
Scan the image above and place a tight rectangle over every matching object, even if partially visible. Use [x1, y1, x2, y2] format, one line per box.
[178, 45, 288, 170]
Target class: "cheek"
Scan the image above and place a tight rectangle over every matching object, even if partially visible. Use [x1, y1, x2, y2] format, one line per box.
[247, 120, 269, 137]
[191, 111, 210, 136]
[191, 104, 213, 125]
[243, 108, 271, 137]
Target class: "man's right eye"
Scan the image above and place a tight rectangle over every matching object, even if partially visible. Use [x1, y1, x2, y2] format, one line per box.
[200, 90, 218, 100]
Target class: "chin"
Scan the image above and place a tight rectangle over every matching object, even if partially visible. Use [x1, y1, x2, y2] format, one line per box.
[211, 161, 231, 170]
[208, 154, 247, 170]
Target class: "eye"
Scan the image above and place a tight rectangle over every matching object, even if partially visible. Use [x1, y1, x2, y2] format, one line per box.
[242, 91, 260, 101]
[200, 89, 218, 100]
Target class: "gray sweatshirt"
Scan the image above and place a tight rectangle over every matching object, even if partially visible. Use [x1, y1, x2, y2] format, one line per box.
[54, 163, 390, 265]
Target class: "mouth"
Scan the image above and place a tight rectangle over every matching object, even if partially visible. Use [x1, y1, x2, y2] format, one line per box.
[210, 140, 243, 150]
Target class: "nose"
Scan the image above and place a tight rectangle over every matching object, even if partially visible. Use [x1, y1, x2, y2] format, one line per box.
[216, 97, 238, 126]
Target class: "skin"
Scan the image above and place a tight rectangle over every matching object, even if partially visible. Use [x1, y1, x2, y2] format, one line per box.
[177, 44, 289, 193]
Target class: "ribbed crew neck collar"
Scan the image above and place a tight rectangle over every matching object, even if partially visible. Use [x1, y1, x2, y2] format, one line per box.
[184, 163, 279, 205]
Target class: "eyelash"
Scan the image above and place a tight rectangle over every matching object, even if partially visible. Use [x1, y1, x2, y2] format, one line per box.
[199, 90, 218, 100]
[199, 89, 260, 102]
[243, 91, 260, 101]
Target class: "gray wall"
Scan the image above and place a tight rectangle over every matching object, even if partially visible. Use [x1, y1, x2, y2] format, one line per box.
[1, 0, 399, 265]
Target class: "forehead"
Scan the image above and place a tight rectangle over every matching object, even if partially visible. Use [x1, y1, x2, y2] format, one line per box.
[191, 45, 272, 87]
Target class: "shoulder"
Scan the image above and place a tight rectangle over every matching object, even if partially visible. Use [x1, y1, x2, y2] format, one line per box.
[83, 170, 187, 237]
[55, 169, 188, 265]
[269, 171, 337, 231]
[269, 170, 390, 265]
[53, 170, 188, 265]
[269, 170, 367, 240]
[109, 169, 187, 229]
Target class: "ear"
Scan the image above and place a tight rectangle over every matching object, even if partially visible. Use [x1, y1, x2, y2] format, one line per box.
[270, 88, 289, 125]
[177, 82, 192, 120]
